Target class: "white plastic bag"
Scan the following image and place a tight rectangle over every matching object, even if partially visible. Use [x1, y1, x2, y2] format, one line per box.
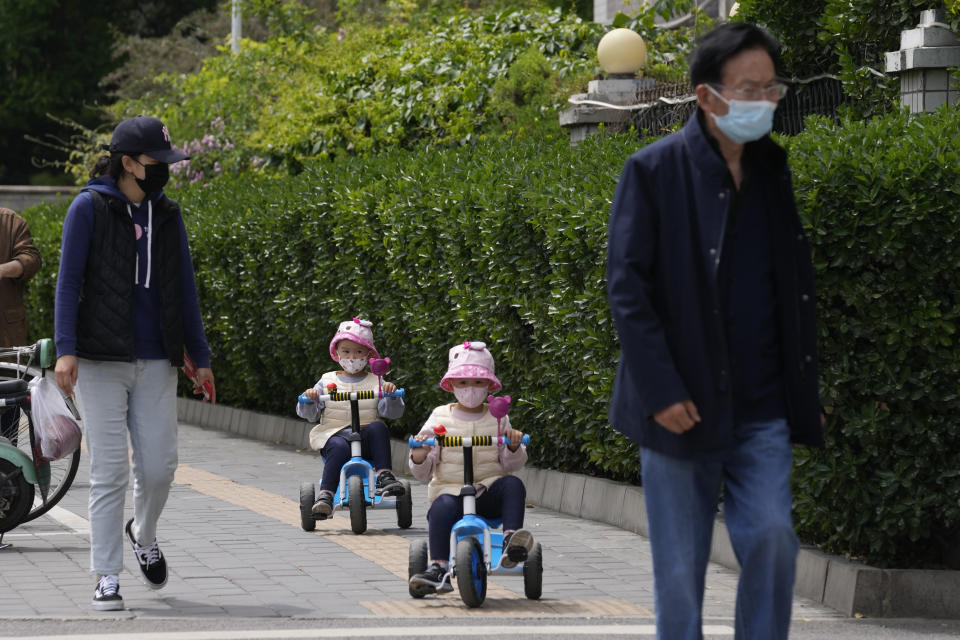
[29, 376, 82, 461]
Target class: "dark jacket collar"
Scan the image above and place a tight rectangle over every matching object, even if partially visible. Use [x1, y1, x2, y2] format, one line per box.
[681, 109, 788, 181]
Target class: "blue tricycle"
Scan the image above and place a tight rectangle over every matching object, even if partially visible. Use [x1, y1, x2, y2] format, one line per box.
[298, 388, 411, 534]
[407, 433, 542, 607]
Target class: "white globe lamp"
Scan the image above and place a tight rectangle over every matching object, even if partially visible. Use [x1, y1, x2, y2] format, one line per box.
[597, 28, 647, 77]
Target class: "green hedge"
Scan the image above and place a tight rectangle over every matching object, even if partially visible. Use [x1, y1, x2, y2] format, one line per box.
[25, 133, 644, 480]
[785, 107, 960, 569]
[22, 106, 960, 568]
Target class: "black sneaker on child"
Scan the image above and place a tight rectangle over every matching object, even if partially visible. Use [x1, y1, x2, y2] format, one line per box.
[125, 518, 168, 589]
[501, 529, 534, 568]
[408, 562, 453, 596]
[376, 470, 403, 496]
[312, 491, 334, 517]
[91, 574, 123, 611]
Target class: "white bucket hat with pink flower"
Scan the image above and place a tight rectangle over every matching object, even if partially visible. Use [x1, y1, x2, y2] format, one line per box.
[329, 318, 380, 361]
[439, 341, 502, 392]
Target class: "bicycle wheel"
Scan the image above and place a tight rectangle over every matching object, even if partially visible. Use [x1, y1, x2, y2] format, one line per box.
[0, 458, 34, 533]
[0, 364, 81, 523]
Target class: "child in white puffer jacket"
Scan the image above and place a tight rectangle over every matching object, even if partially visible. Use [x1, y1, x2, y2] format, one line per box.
[296, 317, 404, 517]
[407, 340, 533, 596]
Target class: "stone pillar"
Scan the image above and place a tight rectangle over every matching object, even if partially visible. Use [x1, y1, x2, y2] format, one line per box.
[594, 0, 723, 25]
[593, 0, 633, 25]
[559, 77, 656, 143]
[885, 9, 960, 113]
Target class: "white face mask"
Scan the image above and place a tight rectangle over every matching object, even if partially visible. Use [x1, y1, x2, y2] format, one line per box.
[340, 357, 368, 375]
[453, 386, 487, 409]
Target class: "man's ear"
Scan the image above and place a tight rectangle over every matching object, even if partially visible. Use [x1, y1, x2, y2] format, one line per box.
[694, 84, 713, 113]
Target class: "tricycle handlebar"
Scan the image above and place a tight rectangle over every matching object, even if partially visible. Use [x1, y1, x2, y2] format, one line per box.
[408, 434, 530, 448]
[298, 388, 405, 404]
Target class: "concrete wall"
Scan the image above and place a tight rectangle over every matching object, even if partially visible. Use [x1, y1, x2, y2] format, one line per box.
[0, 186, 77, 213]
[594, 0, 722, 25]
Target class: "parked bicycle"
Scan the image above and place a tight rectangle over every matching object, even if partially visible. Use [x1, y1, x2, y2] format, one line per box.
[0, 339, 81, 548]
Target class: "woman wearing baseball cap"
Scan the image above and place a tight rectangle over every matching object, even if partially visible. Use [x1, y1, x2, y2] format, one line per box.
[54, 116, 215, 610]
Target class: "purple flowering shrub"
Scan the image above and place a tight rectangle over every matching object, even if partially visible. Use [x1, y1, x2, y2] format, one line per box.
[169, 116, 264, 189]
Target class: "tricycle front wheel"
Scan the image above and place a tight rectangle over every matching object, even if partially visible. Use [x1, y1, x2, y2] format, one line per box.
[348, 475, 367, 534]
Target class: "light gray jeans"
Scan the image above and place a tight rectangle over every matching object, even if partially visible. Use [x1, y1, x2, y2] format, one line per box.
[76, 358, 178, 575]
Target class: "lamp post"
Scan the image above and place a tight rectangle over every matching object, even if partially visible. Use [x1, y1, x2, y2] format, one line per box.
[559, 28, 654, 143]
[596, 28, 648, 76]
[232, 0, 242, 54]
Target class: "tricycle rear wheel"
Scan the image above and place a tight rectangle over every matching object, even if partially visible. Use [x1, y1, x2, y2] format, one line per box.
[299, 481, 316, 531]
[396, 480, 412, 529]
[408, 539, 428, 599]
[523, 542, 543, 599]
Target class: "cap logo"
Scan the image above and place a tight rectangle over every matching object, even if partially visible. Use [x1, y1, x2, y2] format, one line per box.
[161, 125, 171, 143]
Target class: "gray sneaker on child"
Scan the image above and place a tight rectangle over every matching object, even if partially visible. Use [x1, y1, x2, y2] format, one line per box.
[501, 528, 534, 568]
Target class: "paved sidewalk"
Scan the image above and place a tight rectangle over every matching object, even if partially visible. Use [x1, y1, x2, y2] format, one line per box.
[0, 422, 840, 623]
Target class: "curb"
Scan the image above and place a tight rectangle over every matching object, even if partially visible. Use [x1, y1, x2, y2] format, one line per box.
[177, 397, 960, 619]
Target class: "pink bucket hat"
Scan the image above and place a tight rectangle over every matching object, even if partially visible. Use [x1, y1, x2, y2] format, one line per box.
[329, 317, 380, 361]
[439, 341, 502, 392]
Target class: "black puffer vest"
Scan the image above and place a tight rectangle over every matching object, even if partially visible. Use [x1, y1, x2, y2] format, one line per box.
[76, 190, 184, 366]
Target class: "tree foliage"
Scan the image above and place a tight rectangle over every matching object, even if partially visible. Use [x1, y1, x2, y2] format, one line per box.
[112, 2, 705, 180]
[734, 0, 954, 118]
[0, 0, 216, 184]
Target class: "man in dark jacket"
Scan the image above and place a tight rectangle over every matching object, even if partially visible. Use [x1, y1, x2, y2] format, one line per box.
[607, 23, 823, 640]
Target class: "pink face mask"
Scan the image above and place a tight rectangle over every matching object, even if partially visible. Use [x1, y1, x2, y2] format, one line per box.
[453, 386, 487, 408]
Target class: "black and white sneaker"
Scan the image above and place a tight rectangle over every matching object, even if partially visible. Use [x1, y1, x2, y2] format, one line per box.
[501, 529, 534, 568]
[408, 562, 453, 596]
[126, 518, 168, 589]
[91, 574, 123, 611]
[376, 470, 403, 497]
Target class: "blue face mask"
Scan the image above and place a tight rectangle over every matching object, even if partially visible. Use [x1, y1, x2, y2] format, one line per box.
[707, 85, 777, 144]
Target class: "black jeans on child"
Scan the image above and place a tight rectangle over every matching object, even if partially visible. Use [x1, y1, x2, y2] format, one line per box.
[427, 474, 526, 562]
[319, 420, 392, 492]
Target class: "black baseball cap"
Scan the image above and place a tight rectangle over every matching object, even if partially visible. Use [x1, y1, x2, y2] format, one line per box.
[105, 116, 190, 163]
